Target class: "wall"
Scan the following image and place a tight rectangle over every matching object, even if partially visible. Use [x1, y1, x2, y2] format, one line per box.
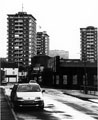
[3, 68, 18, 83]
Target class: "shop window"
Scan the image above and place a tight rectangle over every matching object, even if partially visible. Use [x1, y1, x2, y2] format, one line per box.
[93, 75, 97, 86]
[73, 75, 77, 85]
[53, 76, 54, 84]
[63, 75, 67, 85]
[83, 75, 85, 85]
[56, 75, 59, 84]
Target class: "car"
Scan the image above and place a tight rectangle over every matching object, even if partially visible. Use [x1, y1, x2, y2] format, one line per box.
[29, 80, 37, 83]
[10, 83, 45, 110]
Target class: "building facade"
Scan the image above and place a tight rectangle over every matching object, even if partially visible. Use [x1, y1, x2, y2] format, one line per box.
[47, 56, 97, 90]
[80, 26, 97, 62]
[7, 12, 37, 66]
[37, 31, 49, 56]
[1, 62, 18, 83]
[49, 50, 69, 59]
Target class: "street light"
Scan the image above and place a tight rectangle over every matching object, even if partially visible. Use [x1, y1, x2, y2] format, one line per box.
[15, 45, 19, 83]
[0, 60, 1, 85]
[84, 61, 87, 94]
[83, 53, 88, 94]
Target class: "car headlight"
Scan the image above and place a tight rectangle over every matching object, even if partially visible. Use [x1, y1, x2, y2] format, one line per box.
[17, 97, 24, 101]
[35, 97, 43, 101]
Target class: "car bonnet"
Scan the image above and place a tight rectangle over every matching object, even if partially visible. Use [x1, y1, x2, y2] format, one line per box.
[16, 91, 43, 100]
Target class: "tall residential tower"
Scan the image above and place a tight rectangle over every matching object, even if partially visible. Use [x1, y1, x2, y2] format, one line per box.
[80, 26, 97, 62]
[37, 31, 49, 56]
[7, 12, 37, 66]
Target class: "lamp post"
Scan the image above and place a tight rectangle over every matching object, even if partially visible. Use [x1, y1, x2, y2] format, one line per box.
[84, 61, 87, 94]
[15, 45, 19, 83]
[83, 54, 88, 94]
[96, 60, 98, 92]
[0, 60, 1, 85]
[18, 44, 20, 83]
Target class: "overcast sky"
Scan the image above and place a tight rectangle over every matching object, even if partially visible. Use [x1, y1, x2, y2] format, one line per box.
[0, 0, 98, 59]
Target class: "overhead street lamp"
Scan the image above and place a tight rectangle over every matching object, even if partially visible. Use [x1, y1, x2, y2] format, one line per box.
[15, 45, 19, 83]
[83, 52, 88, 94]
[83, 60, 88, 94]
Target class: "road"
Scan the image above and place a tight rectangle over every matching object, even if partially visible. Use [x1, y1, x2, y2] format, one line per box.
[4, 87, 98, 120]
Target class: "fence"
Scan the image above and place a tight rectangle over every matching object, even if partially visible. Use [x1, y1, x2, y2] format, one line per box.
[80, 85, 98, 96]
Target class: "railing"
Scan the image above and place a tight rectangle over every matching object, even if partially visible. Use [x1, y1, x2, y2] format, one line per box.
[80, 85, 98, 96]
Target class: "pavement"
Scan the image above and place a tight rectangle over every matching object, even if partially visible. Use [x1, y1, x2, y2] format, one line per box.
[0, 85, 98, 120]
[0, 87, 17, 120]
[45, 88, 98, 103]
[61, 89, 98, 103]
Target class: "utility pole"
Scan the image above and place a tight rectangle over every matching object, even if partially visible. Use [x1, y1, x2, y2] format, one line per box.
[15, 45, 19, 83]
[84, 61, 87, 94]
[0, 59, 1, 85]
[83, 53, 88, 94]
[18, 43, 20, 83]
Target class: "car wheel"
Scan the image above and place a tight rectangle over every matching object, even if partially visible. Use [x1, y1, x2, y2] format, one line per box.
[13, 104, 19, 111]
[10, 102, 14, 108]
[39, 103, 44, 110]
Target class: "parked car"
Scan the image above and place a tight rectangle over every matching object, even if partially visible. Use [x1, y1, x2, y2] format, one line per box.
[29, 80, 37, 83]
[10, 83, 45, 110]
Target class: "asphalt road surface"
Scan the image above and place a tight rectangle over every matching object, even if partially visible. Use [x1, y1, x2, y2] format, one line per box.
[4, 87, 98, 120]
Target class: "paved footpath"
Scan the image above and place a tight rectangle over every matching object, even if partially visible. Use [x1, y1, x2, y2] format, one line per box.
[60, 89, 98, 103]
[0, 88, 16, 120]
[44, 88, 98, 103]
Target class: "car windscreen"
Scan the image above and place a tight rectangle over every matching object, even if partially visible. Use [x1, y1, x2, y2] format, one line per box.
[17, 84, 41, 92]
